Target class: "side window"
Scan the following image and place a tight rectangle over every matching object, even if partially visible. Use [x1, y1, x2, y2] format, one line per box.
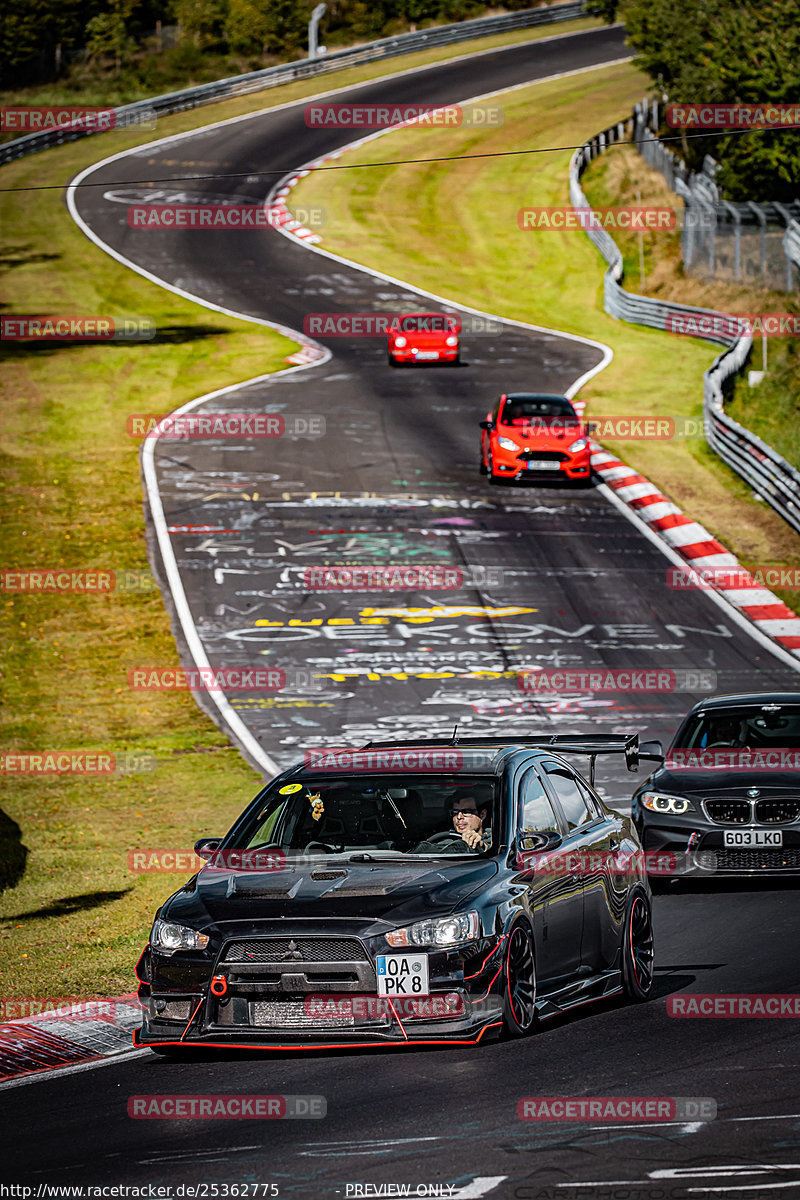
[518, 767, 560, 834]
[544, 766, 593, 832]
[576, 774, 604, 819]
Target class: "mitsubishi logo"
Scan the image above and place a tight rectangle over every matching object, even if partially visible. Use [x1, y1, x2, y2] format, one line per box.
[282, 939, 304, 961]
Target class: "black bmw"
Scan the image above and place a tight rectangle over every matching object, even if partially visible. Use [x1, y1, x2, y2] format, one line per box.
[632, 692, 800, 879]
[135, 735, 655, 1052]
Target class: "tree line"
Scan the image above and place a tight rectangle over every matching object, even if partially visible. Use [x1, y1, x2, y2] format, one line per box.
[590, 0, 800, 202]
[0, 0, 533, 88]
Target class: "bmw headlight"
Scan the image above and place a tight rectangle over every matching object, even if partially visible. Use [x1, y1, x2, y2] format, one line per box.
[394, 335, 407, 347]
[641, 791, 695, 815]
[497, 436, 519, 451]
[567, 437, 589, 452]
[151, 918, 210, 955]
[385, 911, 480, 948]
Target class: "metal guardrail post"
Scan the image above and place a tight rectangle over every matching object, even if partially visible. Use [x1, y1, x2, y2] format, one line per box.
[746, 201, 768, 283]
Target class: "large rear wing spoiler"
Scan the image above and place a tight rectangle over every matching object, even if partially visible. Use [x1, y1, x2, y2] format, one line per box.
[359, 732, 641, 785]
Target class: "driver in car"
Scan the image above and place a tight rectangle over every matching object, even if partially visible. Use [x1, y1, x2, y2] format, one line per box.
[706, 715, 747, 747]
[413, 793, 491, 854]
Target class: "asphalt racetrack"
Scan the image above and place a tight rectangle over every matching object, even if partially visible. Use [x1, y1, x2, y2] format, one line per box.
[4, 22, 800, 1199]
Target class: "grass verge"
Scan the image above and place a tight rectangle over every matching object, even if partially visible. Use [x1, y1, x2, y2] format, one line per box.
[290, 59, 800, 606]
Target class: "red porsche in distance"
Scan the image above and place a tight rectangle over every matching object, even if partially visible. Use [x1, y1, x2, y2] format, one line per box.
[387, 312, 460, 366]
[480, 392, 594, 485]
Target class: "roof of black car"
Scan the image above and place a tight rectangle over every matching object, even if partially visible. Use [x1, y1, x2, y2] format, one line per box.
[687, 692, 800, 712]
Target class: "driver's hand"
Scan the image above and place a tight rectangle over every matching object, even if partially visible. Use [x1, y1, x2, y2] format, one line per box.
[461, 827, 486, 850]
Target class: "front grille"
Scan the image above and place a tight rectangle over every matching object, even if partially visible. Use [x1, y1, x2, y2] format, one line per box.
[517, 450, 568, 463]
[714, 848, 800, 872]
[223, 937, 369, 964]
[755, 800, 800, 824]
[704, 800, 751, 824]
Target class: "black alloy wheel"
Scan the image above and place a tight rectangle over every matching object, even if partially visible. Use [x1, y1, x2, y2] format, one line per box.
[622, 891, 655, 1001]
[502, 924, 537, 1037]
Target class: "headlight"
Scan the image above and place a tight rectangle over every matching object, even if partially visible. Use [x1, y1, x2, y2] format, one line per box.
[445, 335, 458, 346]
[567, 437, 588, 452]
[640, 791, 695, 815]
[385, 910, 480, 948]
[394, 335, 407, 347]
[151, 918, 210, 955]
[497, 436, 519, 451]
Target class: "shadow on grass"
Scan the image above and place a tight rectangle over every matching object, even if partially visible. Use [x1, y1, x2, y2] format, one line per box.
[0, 324, 223, 359]
[0, 244, 62, 272]
[0, 810, 27, 893]
[3, 888, 132, 921]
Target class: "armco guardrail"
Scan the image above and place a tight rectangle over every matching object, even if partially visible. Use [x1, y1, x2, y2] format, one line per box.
[0, 1, 587, 166]
[570, 119, 800, 536]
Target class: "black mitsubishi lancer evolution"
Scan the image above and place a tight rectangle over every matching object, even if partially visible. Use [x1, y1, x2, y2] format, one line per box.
[135, 735, 655, 1052]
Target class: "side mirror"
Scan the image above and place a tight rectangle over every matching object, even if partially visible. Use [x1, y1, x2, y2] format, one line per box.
[639, 740, 665, 762]
[514, 830, 563, 871]
[479, 419, 494, 430]
[194, 837, 222, 861]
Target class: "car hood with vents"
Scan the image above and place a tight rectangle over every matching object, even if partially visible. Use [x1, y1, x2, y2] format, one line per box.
[162, 857, 500, 931]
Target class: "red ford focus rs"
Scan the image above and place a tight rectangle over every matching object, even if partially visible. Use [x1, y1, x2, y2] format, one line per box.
[480, 392, 593, 484]
[387, 312, 460, 365]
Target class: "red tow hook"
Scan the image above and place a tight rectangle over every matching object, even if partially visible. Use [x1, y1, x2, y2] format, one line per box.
[210, 974, 228, 997]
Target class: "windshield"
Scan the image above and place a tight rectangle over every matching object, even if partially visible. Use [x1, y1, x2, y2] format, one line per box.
[502, 396, 577, 426]
[399, 315, 453, 332]
[226, 775, 497, 858]
[673, 705, 800, 749]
